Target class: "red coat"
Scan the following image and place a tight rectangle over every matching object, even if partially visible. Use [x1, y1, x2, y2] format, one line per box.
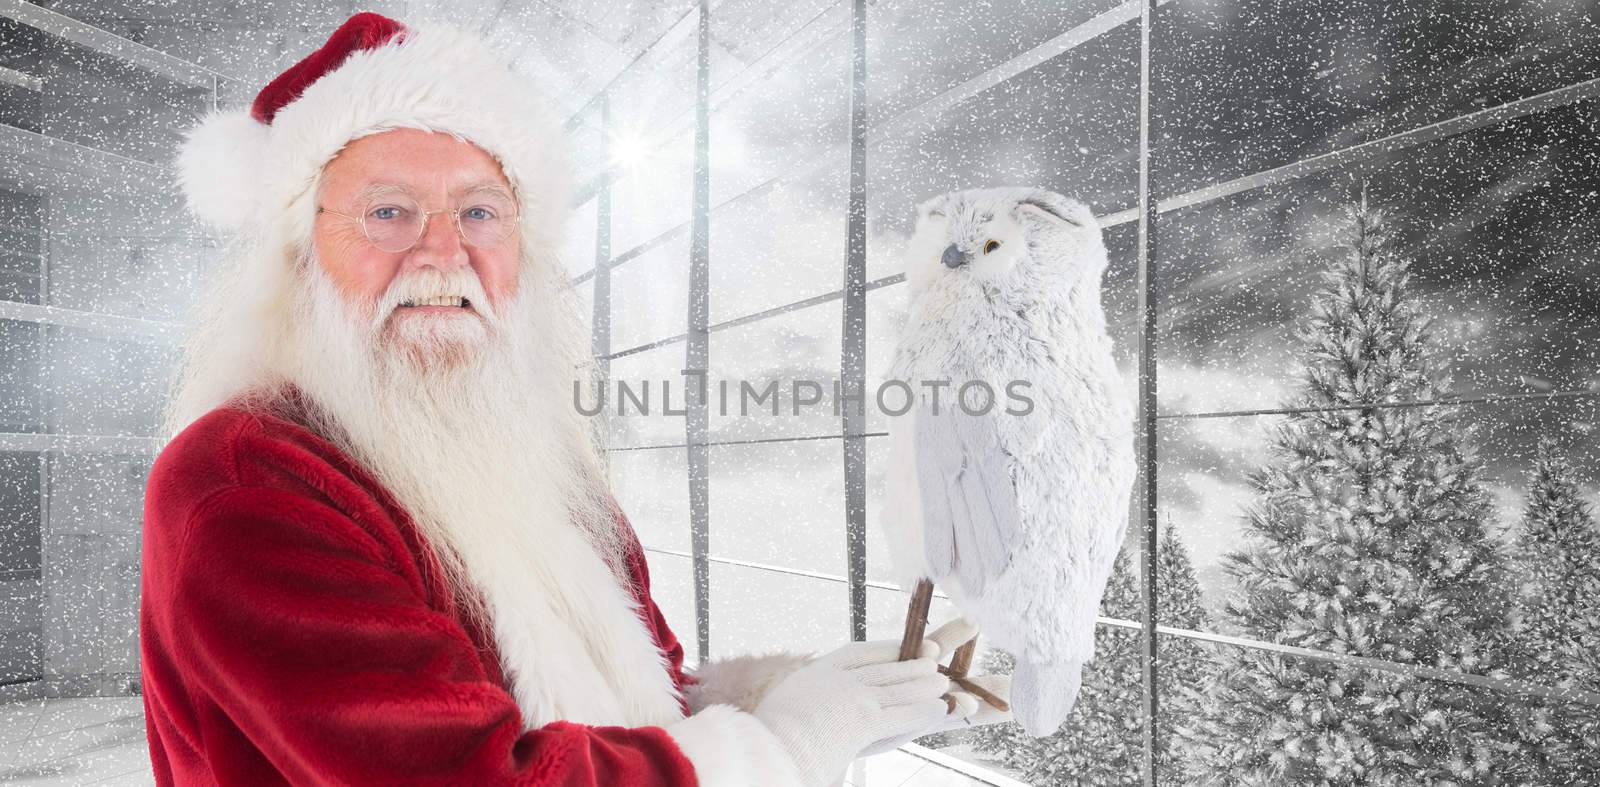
[139, 389, 806, 786]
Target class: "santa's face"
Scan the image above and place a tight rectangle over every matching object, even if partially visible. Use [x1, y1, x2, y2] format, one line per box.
[311, 127, 522, 369]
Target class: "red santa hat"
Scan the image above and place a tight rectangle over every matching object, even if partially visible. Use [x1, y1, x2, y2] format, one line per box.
[175, 12, 569, 250]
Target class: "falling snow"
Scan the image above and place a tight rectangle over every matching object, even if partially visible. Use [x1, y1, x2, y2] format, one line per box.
[2, 0, 1599, 784]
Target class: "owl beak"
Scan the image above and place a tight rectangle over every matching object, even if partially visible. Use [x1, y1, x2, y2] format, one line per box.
[942, 244, 970, 269]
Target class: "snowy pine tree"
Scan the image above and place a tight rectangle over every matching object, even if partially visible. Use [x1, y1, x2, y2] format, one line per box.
[971, 527, 1210, 784]
[1505, 435, 1600, 781]
[1511, 435, 1600, 681]
[1173, 202, 1518, 786]
[1153, 525, 1212, 779]
[970, 549, 1144, 783]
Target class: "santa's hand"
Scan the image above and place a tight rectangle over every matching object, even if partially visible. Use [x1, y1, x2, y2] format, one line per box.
[923, 615, 979, 661]
[751, 637, 953, 787]
[856, 673, 1013, 758]
[947, 673, 1013, 726]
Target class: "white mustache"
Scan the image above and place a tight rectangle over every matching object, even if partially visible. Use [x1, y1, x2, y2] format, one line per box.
[375, 268, 492, 323]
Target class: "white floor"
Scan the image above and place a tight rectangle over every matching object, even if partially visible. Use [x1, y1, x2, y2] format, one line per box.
[0, 696, 1014, 786]
[0, 697, 152, 785]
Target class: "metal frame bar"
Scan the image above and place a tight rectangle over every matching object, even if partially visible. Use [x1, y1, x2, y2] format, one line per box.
[27, 451, 48, 685]
[0, 0, 231, 90]
[0, 433, 157, 453]
[1135, 2, 1160, 782]
[1163, 388, 1600, 421]
[603, 386, 1600, 453]
[683, 0, 714, 664]
[591, 93, 613, 380]
[1155, 74, 1600, 218]
[898, 744, 1032, 787]
[0, 300, 180, 343]
[642, 544, 1600, 708]
[840, 0, 869, 643]
[0, 64, 42, 92]
[0, 123, 163, 178]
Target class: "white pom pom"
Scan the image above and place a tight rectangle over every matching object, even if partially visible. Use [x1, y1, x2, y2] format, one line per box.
[175, 109, 269, 232]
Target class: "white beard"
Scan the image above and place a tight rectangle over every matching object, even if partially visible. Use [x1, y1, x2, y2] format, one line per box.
[186, 247, 687, 730]
[283, 258, 628, 606]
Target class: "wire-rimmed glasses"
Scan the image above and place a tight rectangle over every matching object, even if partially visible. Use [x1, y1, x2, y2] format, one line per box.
[317, 189, 520, 253]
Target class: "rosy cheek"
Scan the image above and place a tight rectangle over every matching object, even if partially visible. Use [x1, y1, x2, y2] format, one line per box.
[335, 251, 401, 310]
[480, 252, 519, 304]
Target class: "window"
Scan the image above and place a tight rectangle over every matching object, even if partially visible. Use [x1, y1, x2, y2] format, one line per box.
[587, 0, 1600, 782]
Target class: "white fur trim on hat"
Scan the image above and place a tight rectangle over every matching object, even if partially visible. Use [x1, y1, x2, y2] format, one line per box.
[176, 109, 269, 231]
[174, 23, 571, 247]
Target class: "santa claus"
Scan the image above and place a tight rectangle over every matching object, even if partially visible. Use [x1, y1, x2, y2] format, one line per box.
[138, 11, 1008, 787]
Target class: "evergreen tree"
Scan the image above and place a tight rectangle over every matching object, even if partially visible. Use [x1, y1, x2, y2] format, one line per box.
[1153, 525, 1212, 780]
[970, 527, 1211, 785]
[1505, 436, 1600, 781]
[1174, 203, 1517, 786]
[970, 549, 1144, 783]
[1510, 436, 1600, 681]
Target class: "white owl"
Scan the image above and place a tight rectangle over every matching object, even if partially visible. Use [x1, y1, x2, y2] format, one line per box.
[878, 187, 1137, 738]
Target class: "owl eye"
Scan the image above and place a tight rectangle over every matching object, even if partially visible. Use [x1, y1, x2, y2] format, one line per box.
[984, 240, 1001, 254]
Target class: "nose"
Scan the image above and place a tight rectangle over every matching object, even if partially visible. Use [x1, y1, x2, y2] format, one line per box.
[942, 243, 970, 269]
[408, 209, 469, 270]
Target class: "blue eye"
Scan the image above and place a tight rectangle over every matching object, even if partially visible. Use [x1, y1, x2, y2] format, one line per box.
[369, 205, 405, 221]
[462, 206, 495, 222]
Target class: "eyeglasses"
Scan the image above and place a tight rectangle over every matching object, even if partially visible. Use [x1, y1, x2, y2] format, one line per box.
[317, 190, 520, 253]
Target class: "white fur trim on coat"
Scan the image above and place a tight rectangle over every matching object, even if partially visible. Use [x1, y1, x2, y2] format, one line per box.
[684, 651, 814, 714]
[173, 22, 570, 254]
[664, 704, 807, 787]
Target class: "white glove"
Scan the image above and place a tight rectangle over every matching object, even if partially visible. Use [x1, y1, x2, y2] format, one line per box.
[858, 673, 1013, 757]
[751, 635, 961, 787]
[857, 617, 1014, 757]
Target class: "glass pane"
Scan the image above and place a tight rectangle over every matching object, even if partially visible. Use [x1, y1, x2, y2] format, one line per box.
[867, 18, 1142, 284]
[602, 344, 689, 449]
[609, 235, 690, 352]
[43, 328, 175, 437]
[569, 278, 594, 337]
[1166, 638, 1593, 784]
[0, 19, 209, 162]
[708, 440, 845, 575]
[562, 197, 600, 279]
[0, 188, 44, 305]
[1158, 394, 1600, 690]
[708, 158, 846, 325]
[610, 446, 690, 556]
[44, 453, 146, 676]
[42, 190, 210, 324]
[1153, 0, 1600, 196]
[1157, 103, 1600, 415]
[642, 545, 698, 668]
[0, 452, 42, 684]
[609, 132, 694, 256]
[866, 0, 1129, 122]
[707, 21, 848, 204]
[709, 561, 847, 658]
[707, 300, 842, 443]
[0, 320, 42, 433]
